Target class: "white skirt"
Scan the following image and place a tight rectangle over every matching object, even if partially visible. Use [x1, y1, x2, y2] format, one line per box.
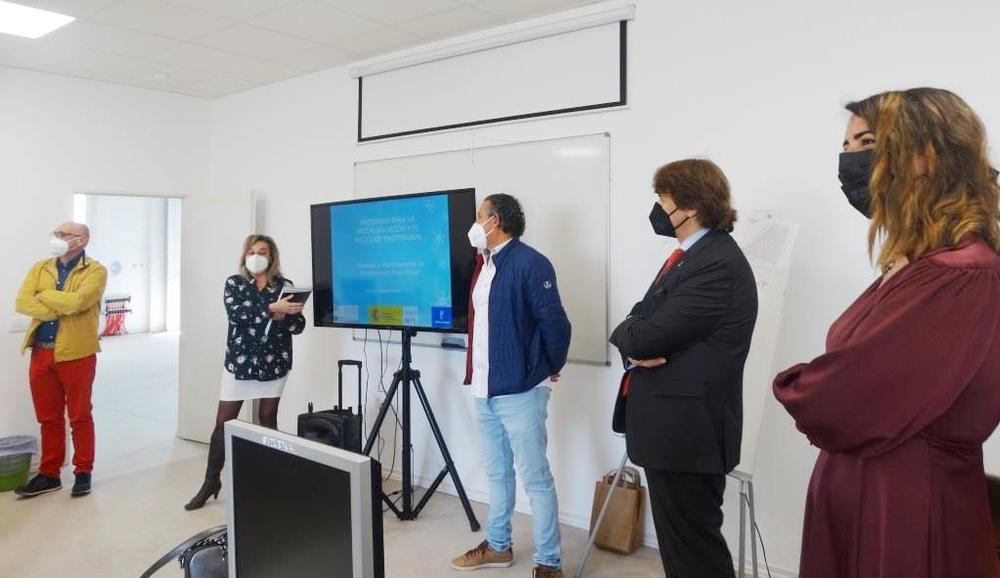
[219, 370, 287, 401]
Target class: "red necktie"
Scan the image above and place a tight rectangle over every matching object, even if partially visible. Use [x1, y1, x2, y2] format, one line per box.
[654, 248, 686, 284]
[621, 248, 686, 397]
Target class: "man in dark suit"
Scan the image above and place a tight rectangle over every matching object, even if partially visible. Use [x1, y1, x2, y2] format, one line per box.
[610, 159, 758, 578]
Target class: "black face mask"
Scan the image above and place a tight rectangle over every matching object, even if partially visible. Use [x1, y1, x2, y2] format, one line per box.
[649, 203, 689, 238]
[838, 149, 874, 218]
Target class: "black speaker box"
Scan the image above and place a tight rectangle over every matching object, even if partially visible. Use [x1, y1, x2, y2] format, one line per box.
[298, 360, 363, 453]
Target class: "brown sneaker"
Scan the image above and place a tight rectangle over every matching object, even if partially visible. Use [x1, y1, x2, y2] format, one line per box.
[533, 565, 563, 578]
[450, 540, 514, 571]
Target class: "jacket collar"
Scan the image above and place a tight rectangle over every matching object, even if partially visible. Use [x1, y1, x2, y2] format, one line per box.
[680, 227, 711, 252]
[683, 229, 721, 257]
[655, 230, 725, 291]
[487, 237, 520, 267]
[44, 252, 88, 275]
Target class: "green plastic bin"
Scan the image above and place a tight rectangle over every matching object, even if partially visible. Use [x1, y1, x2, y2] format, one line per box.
[0, 436, 37, 492]
[0, 454, 31, 492]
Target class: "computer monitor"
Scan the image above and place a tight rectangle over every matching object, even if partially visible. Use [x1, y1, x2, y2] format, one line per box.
[225, 421, 384, 578]
[310, 189, 477, 332]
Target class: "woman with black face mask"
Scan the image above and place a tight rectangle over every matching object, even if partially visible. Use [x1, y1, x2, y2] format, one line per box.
[838, 102, 878, 217]
[774, 88, 1000, 578]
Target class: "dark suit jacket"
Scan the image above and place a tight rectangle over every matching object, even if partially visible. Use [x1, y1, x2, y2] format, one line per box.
[609, 231, 758, 473]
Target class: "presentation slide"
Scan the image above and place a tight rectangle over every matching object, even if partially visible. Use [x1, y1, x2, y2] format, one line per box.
[330, 194, 454, 329]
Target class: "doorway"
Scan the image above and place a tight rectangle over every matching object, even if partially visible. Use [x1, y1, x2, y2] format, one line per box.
[73, 193, 193, 476]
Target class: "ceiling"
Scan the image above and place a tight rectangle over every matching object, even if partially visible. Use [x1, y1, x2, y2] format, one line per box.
[0, 0, 597, 98]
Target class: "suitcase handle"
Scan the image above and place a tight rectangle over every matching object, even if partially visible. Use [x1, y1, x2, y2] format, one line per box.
[337, 360, 363, 415]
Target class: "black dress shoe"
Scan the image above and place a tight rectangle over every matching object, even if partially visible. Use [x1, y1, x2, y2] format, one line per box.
[71, 473, 92, 496]
[184, 478, 222, 511]
[15, 474, 62, 497]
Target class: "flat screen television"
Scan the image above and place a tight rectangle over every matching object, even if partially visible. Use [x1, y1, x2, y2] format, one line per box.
[225, 421, 384, 578]
[311, 189, 477, 333]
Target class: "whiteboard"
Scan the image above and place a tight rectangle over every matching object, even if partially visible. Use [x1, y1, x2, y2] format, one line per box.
[730, 211, 799, 473]
[353, 133, 611, 365]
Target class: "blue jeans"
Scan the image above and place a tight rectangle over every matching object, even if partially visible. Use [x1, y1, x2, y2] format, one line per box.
[475, 386, 561, 569]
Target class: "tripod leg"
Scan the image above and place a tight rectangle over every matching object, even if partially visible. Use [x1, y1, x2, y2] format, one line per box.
[361, 373, 403, 515]
[382, 493, 403, 518]
[749, 480, 759, 578]
[414, 467, 449, 513]
[739, 480, 747, 578]
[401, 370, 413, 518]
[411, 375, 481, 532]
[362, 374, 402, 456]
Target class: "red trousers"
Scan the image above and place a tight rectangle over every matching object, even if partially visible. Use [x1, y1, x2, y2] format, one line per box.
[29, 348, 96, 477]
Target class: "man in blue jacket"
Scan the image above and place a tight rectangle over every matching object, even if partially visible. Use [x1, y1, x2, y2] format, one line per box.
[451, 194, 571, 578]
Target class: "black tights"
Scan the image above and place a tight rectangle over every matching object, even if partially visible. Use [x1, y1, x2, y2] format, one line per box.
[204, 398, 280, 481]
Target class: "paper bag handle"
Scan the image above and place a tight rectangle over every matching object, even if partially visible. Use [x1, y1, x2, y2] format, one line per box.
[603, 466, 641, 489]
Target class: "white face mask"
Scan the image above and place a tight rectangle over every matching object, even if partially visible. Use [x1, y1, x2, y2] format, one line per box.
[49, 236, 70, 257]
[245, 254, 269, 275]
[467, 216, 496, 250]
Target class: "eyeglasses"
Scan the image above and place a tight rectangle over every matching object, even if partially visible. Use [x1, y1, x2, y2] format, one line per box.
[51, 231, 82, 240]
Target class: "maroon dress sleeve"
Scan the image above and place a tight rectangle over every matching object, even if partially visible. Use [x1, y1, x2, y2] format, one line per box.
[773, 261, 1000, 458]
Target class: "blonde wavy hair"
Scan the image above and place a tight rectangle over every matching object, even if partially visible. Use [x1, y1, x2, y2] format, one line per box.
[238, 234, 284, 284]
[846, 88, 1000, 268]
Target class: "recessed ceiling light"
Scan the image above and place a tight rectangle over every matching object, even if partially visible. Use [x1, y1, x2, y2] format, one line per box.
[0, 1, 75, 39]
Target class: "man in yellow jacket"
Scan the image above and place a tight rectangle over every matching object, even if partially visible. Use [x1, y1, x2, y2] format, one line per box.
[14, 222, 107, 498]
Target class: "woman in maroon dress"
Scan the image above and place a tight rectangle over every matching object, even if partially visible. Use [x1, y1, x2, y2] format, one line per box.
[774, 88, 1000, 578]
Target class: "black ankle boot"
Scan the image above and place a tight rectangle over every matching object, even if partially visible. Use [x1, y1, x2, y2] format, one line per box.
[184, 478, 222, 511]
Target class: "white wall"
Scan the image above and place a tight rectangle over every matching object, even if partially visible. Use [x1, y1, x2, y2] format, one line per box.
[0, 0, 990, 572]
[208, 0, 1000, 573]
[166, 199, 182, 333]
[2, 0, 992, 573]
[0, 67, 209, 440]
[147, 197, 168, 333]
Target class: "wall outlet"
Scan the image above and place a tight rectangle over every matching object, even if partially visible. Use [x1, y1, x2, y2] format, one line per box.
[8, 316, 30, 333]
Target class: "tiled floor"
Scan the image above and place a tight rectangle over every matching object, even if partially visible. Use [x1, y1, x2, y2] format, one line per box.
[0, 449, 665, 577]
[0, 333, 664, 577]
[88, 332, 199, 480]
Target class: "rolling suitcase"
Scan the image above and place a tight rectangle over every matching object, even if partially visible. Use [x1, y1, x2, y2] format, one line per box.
[297, 360, 364, 452]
